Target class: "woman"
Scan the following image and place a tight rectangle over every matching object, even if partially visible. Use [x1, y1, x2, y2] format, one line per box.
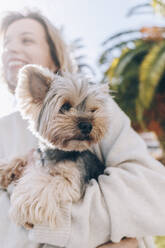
[0, 10, 164, 248]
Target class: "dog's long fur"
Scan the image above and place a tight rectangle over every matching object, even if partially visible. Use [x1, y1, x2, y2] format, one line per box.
[0, 65, 110, 228]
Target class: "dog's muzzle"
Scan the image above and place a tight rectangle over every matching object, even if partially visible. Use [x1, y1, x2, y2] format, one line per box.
[78, 121, 92, 135]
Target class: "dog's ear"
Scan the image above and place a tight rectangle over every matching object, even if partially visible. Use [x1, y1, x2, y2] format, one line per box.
[17, 64, 54, 103]
[16, 64, 55, 121]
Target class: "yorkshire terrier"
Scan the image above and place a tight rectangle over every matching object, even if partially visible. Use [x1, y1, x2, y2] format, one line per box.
[0, 64, 110, 229]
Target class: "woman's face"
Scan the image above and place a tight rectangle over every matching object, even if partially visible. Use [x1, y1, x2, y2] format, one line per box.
[2, 18, 57, 92]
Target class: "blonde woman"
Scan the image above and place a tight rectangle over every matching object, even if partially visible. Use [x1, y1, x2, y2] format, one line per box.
[0, 10, 164, 248]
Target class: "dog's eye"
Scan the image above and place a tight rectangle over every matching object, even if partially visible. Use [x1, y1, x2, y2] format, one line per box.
[60, 102, 72, 113]
[90, 108, 97, 113]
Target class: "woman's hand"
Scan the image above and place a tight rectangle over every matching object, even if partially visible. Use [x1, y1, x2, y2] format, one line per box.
[98, 238, 138, 248]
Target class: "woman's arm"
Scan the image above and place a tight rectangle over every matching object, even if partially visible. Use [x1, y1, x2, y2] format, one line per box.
[95, 97, 165, 242]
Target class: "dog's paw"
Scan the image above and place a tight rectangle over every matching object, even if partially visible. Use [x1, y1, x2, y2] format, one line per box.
[24, 222, 34, 230]
[0, 158, 27, 189]
[10, 162, 82, 228]
[10, 165, 62, 228]
[0, 163, 10, 189]
[49, 160, 82, 203]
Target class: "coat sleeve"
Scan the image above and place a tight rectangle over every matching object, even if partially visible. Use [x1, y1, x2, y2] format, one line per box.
[29, 97, 165, 248]
[94, 97, 165, 242]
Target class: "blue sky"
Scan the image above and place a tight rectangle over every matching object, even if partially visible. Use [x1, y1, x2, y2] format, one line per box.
[0, 0, 164, 115]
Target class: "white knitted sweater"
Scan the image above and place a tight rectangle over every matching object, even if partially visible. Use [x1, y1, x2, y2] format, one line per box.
[0, 96, 165, 248]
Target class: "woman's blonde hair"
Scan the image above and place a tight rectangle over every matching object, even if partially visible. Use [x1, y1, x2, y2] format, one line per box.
[0, 9, 77, 80]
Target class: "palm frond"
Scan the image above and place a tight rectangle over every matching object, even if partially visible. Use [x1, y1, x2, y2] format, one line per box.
[102, 29, 140, 45]
[98, 1, 165, 143]
[136, 41, 165, 123]
[110, 63, 140, 122]
[77, 63, 96, 75]
[109, 41, 152, 79]
[71, 38, 85, 49]
[138, 42, 165, 107]
[99, 38, 141, 65]
[106, 57, 120, 80]
[127, 3, 152, 17]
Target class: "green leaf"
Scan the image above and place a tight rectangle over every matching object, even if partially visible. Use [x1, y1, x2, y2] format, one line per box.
[99, 39, 141, 65]
[138, 41, 165, 109]
[113, 41, 152, 78]
[102, 30, 140, 45]
[110, 62, 140, 123]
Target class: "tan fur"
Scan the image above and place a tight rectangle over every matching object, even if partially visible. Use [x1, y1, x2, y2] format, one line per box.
[10, 160, 81, 228]
[16, 65, 55, 126]
[1, 65, 110, 229]
[16, 65, 110, 151]
[0, 157, 27, 189]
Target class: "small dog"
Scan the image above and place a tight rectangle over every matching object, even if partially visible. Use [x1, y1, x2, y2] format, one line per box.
[0, 65, 110, 228]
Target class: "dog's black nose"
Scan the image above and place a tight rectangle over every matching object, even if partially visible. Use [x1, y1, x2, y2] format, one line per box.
[78, 122, 92, 135]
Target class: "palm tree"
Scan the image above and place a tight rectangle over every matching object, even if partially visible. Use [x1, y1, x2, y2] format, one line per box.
[70, 38, 95, 75]
[99, 3, 165, 246]
[99, 3, 165, 149]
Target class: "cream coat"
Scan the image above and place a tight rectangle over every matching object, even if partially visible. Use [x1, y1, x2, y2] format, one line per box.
[0, 96, 165, 248]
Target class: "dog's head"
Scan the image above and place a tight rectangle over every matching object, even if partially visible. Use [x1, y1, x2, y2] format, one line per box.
[16, 64, 110, 151]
